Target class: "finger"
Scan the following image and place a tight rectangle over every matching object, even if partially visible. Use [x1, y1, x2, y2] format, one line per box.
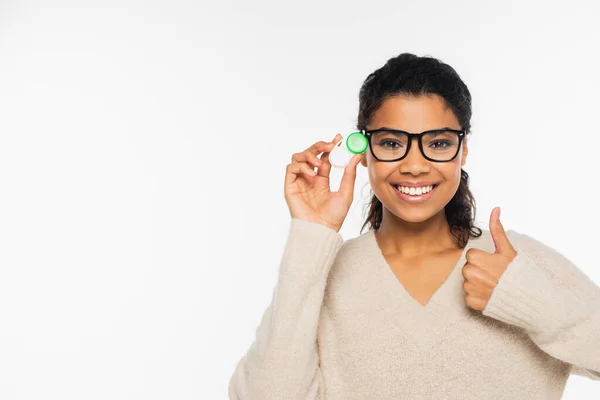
[489, 207, 515, 255]
[471, 267, 499, 287]
[291, 134, 342, 167]
[316, 150, 332, 177]
[307, 135, 343, 156]
[338, 154, 361, 198]
[465, 247, 494, 265]
[316, 134, 343, 177]
[291, 151, 322, 169]
[332, 133, 342, 145]
[285, 162, 316, 185]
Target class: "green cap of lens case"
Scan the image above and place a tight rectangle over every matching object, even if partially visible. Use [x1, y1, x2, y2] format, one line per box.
[328, 131, 368, 168]
[346, 131, 368, 154]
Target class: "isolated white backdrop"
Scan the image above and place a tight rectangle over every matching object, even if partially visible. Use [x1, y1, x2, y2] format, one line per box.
[0, 0, 599, 399]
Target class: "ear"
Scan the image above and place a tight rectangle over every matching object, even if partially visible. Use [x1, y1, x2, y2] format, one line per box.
[360, 153, 368, 167]
[460, 137, 468, 167]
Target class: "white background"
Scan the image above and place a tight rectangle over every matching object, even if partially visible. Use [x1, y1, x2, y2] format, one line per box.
[1, 0, 599, 399]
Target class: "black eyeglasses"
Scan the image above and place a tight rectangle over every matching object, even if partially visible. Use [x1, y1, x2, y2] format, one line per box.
[362, 127, 466, 162]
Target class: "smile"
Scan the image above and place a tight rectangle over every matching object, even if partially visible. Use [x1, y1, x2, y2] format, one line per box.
[392, 184, 439, 203]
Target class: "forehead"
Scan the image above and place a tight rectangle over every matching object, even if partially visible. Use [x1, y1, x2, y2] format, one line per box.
[368, 94, 460, 132]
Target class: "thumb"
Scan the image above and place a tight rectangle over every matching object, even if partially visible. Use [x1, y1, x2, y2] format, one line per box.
[489, 207, 512, 255]
[338, 154, 361, 198]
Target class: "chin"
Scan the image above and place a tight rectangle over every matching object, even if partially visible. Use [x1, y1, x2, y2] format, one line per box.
[381, 195, 449, 225]
[388, 208, 440, 224]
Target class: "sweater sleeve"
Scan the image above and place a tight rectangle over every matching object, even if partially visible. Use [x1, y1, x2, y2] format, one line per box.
[482, 230, 600, 380]
[228, 218, 344, 399]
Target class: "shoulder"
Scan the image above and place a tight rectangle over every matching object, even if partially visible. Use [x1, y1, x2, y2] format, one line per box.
[335, 229, 375, 265]
[475, 227, 563, 258]
[504, 229, 600, 304]
[324, 229, 380, 286]
[504, 229, 556, 254]
[466, 228, 493, 252]
[504, 229, 578, 270]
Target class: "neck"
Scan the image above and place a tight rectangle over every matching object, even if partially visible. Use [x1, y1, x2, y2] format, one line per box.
[375, 207, 458, 258]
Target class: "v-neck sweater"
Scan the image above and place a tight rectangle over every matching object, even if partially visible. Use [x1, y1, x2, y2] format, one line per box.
[229, 218, 600, 399]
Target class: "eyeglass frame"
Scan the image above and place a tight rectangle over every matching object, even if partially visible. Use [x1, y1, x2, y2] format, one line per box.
[361, 127, 466, 163]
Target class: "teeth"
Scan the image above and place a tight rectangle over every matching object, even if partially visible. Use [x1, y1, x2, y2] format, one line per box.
[395, 185, 434, 195]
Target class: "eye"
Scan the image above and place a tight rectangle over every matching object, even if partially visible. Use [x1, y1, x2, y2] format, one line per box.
[430, 140, 452, 148]
[379, 139, 403, 148]
[371, 130, 408, 149]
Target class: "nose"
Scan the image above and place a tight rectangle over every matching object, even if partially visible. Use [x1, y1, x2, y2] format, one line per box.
[399, 137, 430, 174]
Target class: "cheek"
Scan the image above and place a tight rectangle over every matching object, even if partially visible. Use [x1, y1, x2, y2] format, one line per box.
[369, 164, 394, 183]
[438, 163, 463, 188]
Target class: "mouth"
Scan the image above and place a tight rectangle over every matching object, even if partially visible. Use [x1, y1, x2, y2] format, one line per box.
[392, 184, 439, 203]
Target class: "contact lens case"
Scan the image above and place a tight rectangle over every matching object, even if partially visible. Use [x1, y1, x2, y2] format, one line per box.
[328, 131, 368, 168]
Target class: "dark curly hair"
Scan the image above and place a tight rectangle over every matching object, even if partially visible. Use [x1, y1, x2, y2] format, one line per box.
[357, 53, 482, 248]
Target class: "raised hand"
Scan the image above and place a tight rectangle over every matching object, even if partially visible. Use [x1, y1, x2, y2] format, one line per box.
[284, 133, 362, 233]
[461, 207, 518, 311]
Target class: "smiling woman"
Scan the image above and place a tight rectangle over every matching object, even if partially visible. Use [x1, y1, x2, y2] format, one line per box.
[228, 52, 600, 399]
[359, 94, 473, 244]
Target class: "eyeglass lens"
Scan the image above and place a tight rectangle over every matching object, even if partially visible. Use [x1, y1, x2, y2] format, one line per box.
[370, 130, 460, 161]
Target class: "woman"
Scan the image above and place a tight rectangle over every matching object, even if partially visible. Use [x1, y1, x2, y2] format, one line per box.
[228, 53, 600, 399]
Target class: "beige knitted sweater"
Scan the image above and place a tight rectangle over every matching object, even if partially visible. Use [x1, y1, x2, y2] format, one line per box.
[229, 218, 600, 399]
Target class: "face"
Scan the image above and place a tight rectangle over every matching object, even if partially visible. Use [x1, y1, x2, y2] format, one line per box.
[360, 94, 468, 225]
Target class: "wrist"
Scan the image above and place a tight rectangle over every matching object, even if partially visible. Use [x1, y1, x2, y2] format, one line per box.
[292, 217, 340, 233]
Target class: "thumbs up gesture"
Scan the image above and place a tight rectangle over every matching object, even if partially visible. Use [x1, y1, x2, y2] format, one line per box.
[461, 207, 519, 311]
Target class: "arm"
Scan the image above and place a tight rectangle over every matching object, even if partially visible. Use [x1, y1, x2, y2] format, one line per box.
[229, 218, 344, 399]
[482, 230, 600, 380]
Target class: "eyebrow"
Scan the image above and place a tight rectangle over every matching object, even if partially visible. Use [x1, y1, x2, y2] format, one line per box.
[375, 126, 457, 134]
